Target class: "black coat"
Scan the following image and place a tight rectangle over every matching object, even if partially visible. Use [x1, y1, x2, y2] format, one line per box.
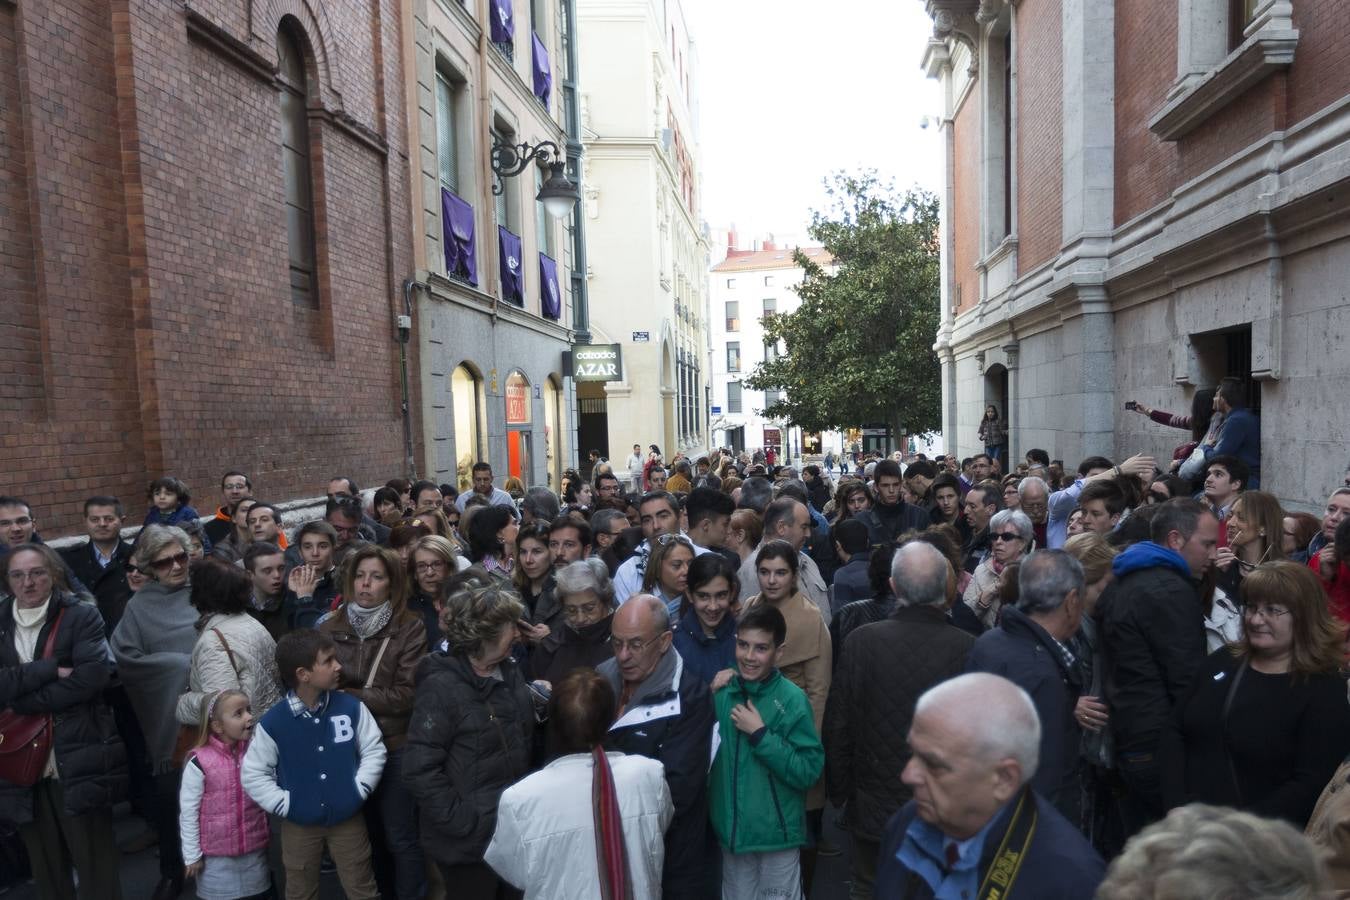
[402, 651, 535, 867]
[965, 606, 1083, 820]
[600, 651, 714, 900]
[0, 593, 127, 823]
[855, 502, 929, 552]
[58, 540, 135, 635]
[1160, 649, 1350, 826]
[1097, 565, 1206, 753]
[875, 788, 1105, 899]
[824, 604, 974, 840]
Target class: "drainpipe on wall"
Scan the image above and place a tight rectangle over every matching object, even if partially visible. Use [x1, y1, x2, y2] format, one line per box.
[399, 278, 421, 480]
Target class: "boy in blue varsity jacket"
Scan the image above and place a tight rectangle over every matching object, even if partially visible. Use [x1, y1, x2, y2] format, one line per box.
[242, 629, 386, 899]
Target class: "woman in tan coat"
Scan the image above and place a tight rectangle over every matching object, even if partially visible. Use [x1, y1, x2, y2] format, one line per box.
[742, 538, 832, 883]
[319, 544, 429, 900]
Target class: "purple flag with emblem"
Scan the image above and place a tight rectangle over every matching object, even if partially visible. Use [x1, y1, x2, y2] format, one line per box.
[499, 226, 523, 304]
[441, 188, 477, 286]
[490, 0, 514, 44]
[539, 252, 561, 319]
[531, 32, 551, 106]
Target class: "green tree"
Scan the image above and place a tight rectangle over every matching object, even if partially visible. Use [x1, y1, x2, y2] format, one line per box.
[745, 172, 942, 441]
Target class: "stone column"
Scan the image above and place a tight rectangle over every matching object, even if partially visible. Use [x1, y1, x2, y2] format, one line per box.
[1062, 0, 1114, 254]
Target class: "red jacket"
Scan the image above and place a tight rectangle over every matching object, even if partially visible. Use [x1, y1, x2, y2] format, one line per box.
[1309, 555, 1350, 626]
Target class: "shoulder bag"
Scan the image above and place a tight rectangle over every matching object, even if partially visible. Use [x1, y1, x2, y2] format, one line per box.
[0, 609, 68, 786]
[172, 627, 242, 767]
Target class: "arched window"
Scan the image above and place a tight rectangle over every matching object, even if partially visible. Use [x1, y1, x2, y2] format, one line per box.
[451, 364, 486, 490]
[278, 22, 317, 307]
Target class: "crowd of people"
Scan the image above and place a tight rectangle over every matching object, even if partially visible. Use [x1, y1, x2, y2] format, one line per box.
[1, 412, 1349, 899]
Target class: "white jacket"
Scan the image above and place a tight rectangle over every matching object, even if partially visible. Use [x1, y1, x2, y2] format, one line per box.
[484, 752, 673, 900]
[175, 613, 283, 725]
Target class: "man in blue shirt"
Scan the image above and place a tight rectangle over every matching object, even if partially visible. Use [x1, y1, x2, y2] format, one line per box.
[875, 673, 1104, 899]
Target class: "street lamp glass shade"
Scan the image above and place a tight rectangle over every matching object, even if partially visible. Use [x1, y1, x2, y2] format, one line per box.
[537, 161, 580, 220]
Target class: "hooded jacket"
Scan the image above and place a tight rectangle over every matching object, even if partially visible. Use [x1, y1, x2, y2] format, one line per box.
[0, 592, 127, 823]
[709, 669, 824, 854]
[403, 651, 534, 866]
[598, 648, 714, 900]
[1097, 541, 1206, 753]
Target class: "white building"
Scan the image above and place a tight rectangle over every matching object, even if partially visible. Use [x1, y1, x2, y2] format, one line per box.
[575, 0, 710, 460]
[708, 238, 838, 459]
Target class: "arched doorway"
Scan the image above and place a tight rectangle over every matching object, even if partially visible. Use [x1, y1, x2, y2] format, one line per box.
[983, 363, 1009, 461]
[660, 341, 676, 453]
[504, 370, 532, 486]
[450, 363, 486, 491]
[544, 375, 563, 489]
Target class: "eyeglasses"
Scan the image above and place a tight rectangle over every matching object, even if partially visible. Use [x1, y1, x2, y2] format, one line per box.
[151, 552, 190, 572]
[563, 602, 601, 621]
[0, 516, 32, 529]
[1244, 604, 1290, 620]
[610, 636, 657, 655]
[415, 560, 448, 573]
[992, 532, 1023, 542]
[6, 569, 49, 584]
[654, 534, 693, 547]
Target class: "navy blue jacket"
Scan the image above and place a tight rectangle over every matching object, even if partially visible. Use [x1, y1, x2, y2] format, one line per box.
[830, 553, 871, 614]
[671, 608, 735, 686]
[1207, 406, 1261, 487]
[965, 607, 1082, 820]
[875, 789, 1104, 899]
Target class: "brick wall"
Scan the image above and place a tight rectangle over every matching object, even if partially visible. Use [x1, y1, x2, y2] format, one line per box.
[952, 97, 981, 315]
[1288, 2, 1350, 125]
[3, 0, 416, 536]
[1116, 1, 1350, 226]
[1014, 0, 1062, 272]
[1114, 1, 1180, 225]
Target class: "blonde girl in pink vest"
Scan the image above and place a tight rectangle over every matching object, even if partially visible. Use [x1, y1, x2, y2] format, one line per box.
[179, 689, 272, 899]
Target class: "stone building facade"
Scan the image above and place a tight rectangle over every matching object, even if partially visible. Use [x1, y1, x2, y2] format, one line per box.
[404, 0, 580, 493]
[574, 0, 710, 461]
[3, 0, 415, 535]
[922, 0, 1350, 507]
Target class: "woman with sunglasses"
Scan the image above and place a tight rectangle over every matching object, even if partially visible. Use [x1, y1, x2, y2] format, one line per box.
[111, 524, 201, 900]
[1160, 561, 1350, 827]
[962, 509, 1034, 631]
[641, 533, 696, 620]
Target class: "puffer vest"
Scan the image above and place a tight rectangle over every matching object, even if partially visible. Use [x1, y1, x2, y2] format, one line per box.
[190, 735, 270, 857]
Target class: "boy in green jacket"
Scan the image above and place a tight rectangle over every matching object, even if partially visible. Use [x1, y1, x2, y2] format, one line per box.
[709, 604, 826, 899]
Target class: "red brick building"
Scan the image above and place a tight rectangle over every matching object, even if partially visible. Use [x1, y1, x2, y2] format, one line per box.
[923, 0, 1350, 507]
[2, 0, 416, 534]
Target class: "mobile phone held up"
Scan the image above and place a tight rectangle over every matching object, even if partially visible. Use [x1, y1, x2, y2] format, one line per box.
[1124, 401, 1138, 411]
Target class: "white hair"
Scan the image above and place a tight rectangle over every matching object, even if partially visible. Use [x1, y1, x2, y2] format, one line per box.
[915, 673, 1040, 782]
[890, 541, 949, 608]
[1018, 476, 1050, 499]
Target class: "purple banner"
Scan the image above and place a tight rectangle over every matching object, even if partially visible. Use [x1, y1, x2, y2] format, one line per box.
[499, 226, 523, 304]
[539, 253, 561, 319]
[531, 32, 552, 106]
[441, 188, 478, 286]
[490, 0, 514, 44]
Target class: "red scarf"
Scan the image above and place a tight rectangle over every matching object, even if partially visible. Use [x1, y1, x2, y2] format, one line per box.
[592, 746, 633, 900]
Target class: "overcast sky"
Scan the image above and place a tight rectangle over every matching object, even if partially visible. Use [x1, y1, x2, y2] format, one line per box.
[685, 0, 943, 248]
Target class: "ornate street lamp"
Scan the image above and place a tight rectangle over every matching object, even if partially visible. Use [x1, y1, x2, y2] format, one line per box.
[490, 138, 580, 220]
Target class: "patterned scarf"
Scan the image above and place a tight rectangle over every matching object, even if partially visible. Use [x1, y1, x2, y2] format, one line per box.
[346, 600, 392, 640]
[592, 746, 633, 900]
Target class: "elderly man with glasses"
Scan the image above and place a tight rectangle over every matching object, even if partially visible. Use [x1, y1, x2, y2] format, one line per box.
[598, 594, 715, 900]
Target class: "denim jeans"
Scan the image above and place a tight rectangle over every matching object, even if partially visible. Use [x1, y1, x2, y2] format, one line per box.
[365, 748, 427, 900]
